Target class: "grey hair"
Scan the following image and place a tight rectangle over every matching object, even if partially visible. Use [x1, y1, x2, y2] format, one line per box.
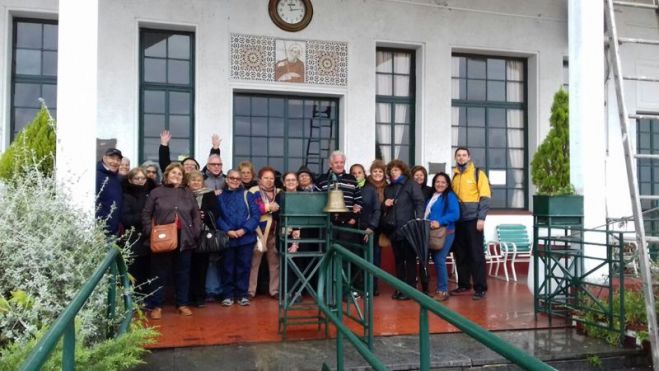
[141, 160, 162, 183]
[329, 150, 346, 161]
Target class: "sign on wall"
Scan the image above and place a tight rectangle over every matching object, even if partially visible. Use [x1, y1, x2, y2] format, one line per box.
[231, 33, 348, 86]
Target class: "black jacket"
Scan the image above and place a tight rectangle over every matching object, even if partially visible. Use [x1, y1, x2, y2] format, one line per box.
[194, 189, 221, 229]
[383, 178, 425, 230]
[121, 180, 149, 256]
[359, 184, 381, 231]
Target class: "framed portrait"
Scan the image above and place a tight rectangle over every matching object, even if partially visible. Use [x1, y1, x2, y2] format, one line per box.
[274, 39, 306, 83]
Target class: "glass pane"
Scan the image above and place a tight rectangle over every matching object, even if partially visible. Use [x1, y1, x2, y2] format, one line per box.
[507, 129, 524, 148]
[487, 81, 505, 101]
[234, 96, 250, 115]
[43, 24, 58, 50]
[269, 158, 284, 172]
[144, 58, 166, 82]
[488, 149, 506, 167]
[393, 52, 411, 74]
[143, 33, 167, 58]
[451, 78, 466, 100]
[168, 34, 190, 59]
[269, 117, 285, 136]
[288, 99, 303, 118]
[467, 80, 486, 100]
[507, 60, 524, 81]
[169, 92, 190, 114]
[507, 109, 524, 128]
[144, 90, 166, 113]
[507, 82, 524, 102]
[394, 75, 410, 97]
[376, 103, 391, 123]
[488, 108, 506, 127]
[304, 101, 317, 117]
[397, 145, 410, 164]
[489, 129, 507, 148]
[142, 138, 161, 162]
[394, 104, 410, 124]
[378, 145, 391, 162]
[320, 123, 332, 138]
[639, 167, 651, 182]
[454, 106, 467, 126]
[252, 137, 267, 156]
[451, 127, 460, 147]
[487, 58, 505, 80]
[167, 60, 189, 84]
[467, 107, 485, 127]
[288, 157, 303, 172]
[17, 22, 42, 48]
[376, 51, 392, 73]
[14, 83, 40, 107]
[251, 97, 268, 116]
[42, 51, 57, 76]
[251, 117, 267, 135]
[16, 49, 41, 75]
[508, 170, 525, 188]
[467, 128, 485, 147]
[143, 114, 165, 136]
[395, 125, 410, 146]
[289, 119, 303, 137]
[289, 139, 303, 156]
[169, 115, 190, 137]
[467, 58, 486, 79]
[269, 98, 284, 117]
[509, 189, 524, 208]
[491, 189, 507, 208]
[451, 56, 466, 78]
[169, 138, 190, 159]
[235, 116, 250, 135]
[42, 84, 57, 108]
[234, 136, 251, 155]
[376, 124, 391, 145]
[252, 157, 267, 171]
[376, 74, 392, 96]
[508, 149, 524, 168]
[269, 138, 284, 156]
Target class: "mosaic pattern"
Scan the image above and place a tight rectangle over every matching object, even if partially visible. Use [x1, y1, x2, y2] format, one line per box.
[231, 34, 275, 81]
[230, 34, 348, 87]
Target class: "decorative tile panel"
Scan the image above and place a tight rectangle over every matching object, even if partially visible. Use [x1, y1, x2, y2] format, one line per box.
[306, 40, 348, 86]
[231, 34, 275, 81]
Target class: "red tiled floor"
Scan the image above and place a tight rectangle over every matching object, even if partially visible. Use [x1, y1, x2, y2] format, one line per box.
[145, 276, 568, 349]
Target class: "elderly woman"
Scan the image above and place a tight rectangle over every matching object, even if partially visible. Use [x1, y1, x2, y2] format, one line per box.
[217, 169, 260, 306]
[365, 160, 387, 295]
[411, 165, 434, 202]
[248, 166, 282, 298]
[186, 170, 221, 308]
[121, 167, 150, 295]
[141, 161, 161, 191]
[296, 166, 316, 192]
[119, 157, 131, 178]
[383, 160, 425, 300]
[239, 160, 258, 189]
[142, 163, 201, 319]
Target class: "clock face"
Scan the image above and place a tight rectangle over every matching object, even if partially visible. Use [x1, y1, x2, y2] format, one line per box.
[277, 0, 306, 25]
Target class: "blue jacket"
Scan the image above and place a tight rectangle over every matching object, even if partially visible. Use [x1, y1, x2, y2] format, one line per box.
[426, 192, 460, 232]
[96, 161, 123, 236]
[217, 186, 260, 247]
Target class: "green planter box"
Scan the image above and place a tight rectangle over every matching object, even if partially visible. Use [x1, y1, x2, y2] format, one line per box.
[280, 192, 328, 226]
[533, 195, 584, 226]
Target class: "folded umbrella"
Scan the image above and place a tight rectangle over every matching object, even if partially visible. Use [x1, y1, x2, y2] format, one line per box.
[399, 218, 431, 293]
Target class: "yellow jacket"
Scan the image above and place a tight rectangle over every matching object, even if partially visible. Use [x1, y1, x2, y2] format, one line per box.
[452, 162, 491, 221]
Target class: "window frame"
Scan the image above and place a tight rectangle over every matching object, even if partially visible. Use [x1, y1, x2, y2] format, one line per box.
[636, 114, 659, 259]
[138, 28, 195, 164]
[375, 47, 416, 165]
[451, 53, 529, 210]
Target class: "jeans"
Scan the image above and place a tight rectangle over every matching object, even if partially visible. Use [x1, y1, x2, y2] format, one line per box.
[205, 256, 223, 299]
[148, 249, 192, 308]
[221, 243, 254, 299]
[431, 233, 456, 292]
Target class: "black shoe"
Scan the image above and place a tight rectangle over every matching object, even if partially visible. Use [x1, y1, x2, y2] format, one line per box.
[373, 290, 380, 297]
[398, 293, 410, 301]
[472, 291, 486, 301]
[193, 300, 206, 308]
[450, 287, 470, 296]
[391, 290, 401, 300]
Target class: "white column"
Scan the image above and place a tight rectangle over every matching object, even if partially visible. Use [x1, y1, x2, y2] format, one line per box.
[55, 0, 99, 215]
[568, 0, 607, 279]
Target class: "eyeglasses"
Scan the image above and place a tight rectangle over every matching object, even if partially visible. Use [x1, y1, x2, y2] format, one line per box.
[285, 178, 297, 182]
[132, 177, 146, 181]
[227, 176, 241, 181]
[208, 163, 222, 166]
[145, 170, 157, 174]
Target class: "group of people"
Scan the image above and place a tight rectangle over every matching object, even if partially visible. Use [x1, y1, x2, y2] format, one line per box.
[96, 129, 491, 320]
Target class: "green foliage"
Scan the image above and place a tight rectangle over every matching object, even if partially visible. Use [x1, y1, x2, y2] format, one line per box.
[531, 89, 574, 195]
[0, 104, 56, 181]
[587, 355, 603, 368]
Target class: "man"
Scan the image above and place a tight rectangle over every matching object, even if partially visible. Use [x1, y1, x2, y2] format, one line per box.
[158, 130, 221, 175]
[204, 154, 225, 196]
[316, 151, 363, 223]
[451, 147, 491, 300]
[275, 43, 305, 83]
[96, 148, 124, 236]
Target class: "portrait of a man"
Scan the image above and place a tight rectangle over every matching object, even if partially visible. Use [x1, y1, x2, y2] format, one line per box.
[275, 40, 305, 83]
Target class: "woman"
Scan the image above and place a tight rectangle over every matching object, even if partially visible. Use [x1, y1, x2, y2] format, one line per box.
[411, 165, 434, 202]
[365, 160, 387, 295]
[119, 157, 131, 178]
[187, 170, 221, 308]
[425, 172, 460, 301]
[217, 169, 260, 306]
[383, 160, 425, 300]
[142, 163, 201, 319]
[297, 166, 316, 192]
[141, 161, 161, 191]
[349, 164, 367, 189]
[248, 167, 282, 298]
[120, 167, 150, 296]
[239, 160, 258, 189]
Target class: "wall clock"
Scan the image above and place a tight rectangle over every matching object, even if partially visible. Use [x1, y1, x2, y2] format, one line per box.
[268, 0, 313, 32]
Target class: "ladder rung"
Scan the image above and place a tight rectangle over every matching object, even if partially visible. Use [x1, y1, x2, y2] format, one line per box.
[618, 37, 659, 46]
[630, 114, 659, 120]
[640, 195, 659, 200]
[635, 154, 659, 159]
[623, 76, 659, 83]
[646, 236, 659, 243]
[612, 1, 659, 9]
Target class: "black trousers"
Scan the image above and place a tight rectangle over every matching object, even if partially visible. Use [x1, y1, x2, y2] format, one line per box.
[128, 255, 150, 296]
[453, 219, 487, 292]
[189, 252, 210, 304]
[391, 236, 418, 288]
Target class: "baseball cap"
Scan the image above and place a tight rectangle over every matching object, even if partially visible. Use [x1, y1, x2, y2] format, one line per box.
[104, 148, 123, 159]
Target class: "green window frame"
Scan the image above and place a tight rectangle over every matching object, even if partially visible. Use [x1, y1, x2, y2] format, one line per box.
[139, 28, 195, 163]
[10, 18, 58, 140]
[375, 48, 415, 165]
[637, 115, 659, 258]
[233, 93, 339, 174]
[451, 54, 528, 210]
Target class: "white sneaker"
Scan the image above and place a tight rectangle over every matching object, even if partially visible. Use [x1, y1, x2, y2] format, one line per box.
[239, 297, 250, 306]
[221, 298, 234, 306]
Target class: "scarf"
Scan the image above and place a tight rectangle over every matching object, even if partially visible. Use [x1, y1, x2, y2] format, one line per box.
[192, 187, 213, 208]
[458, 162, 469, 173]
[367, 175, 387, 203]
[393, 175, 407, 185]
[424, 193, 441, 219]
[356, 178, 366, 188]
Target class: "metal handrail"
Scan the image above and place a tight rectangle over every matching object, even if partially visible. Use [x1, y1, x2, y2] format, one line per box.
[318, 243, 555, 371]
[20, 246, 134, 371]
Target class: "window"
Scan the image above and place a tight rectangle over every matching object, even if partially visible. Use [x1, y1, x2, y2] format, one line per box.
[11, 18, 58, 139]
[637, 116, 659, 259]
[451, 54, 527, 209]
[233, 94, 338, 174]
[375, 48, 415, 164]
[139, 29, 194, 162]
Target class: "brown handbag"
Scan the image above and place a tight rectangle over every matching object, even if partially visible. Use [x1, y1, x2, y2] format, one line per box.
[150, 214, 179, 253]
[428, 226, 447, 251]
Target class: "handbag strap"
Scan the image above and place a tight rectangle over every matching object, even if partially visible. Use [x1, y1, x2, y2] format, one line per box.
[243, 190, 250, 220]
[152, 211, 178, 227]
[205, 210, 218, 230]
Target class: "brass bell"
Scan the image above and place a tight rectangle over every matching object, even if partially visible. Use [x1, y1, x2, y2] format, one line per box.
[323, 182, 349, 213]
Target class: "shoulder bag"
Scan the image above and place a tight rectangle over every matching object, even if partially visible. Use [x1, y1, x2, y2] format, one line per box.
[150, 214, 179, 253]
[196, 211, 229, 254]
[428, 226, 448, 251]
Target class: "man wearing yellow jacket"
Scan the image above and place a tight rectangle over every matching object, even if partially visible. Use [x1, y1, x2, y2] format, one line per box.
[451, 147, 491, 300]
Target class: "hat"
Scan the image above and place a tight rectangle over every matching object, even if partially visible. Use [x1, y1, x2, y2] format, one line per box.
[296, 166, 314, 178]
[104, 148, 123, 159]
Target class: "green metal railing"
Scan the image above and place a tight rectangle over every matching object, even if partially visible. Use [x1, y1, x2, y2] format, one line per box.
[317, 243, 555, 371]
[20, 246, 134, 371]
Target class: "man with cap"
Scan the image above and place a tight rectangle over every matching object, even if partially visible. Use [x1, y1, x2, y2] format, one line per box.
[296, 166, 316, 192]
[96, 148, 124, 236]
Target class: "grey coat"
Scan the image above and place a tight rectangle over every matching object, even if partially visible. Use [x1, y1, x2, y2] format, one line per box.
[142, 185, 202, 251]
[383, 178, 425, 232]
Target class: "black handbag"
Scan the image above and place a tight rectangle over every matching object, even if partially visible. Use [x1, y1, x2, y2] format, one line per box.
[380, 185, 402, 232]
[196, 211, 229, 254]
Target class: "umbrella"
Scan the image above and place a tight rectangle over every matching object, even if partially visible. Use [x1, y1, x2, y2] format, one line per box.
[399, 218, 431, 293]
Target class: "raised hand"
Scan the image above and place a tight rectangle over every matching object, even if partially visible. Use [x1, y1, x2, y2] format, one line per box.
[160, 130, 172, 146]
[212, 134, 222, 149]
